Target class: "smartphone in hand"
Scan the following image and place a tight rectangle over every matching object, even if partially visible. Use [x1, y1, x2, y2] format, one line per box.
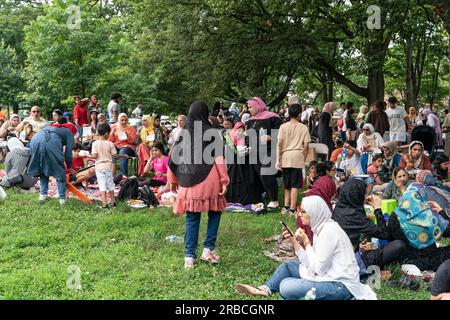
[280, 221, 294, 237]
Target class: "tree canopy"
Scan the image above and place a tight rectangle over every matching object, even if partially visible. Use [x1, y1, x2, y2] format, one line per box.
[0, 0, 449, 115]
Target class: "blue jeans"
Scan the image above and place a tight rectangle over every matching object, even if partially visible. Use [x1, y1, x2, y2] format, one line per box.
[118, 147, 136, 176]
[185, 211, 222, 259]
[262, 261, 354, 300]
[40, 175, 66, 200]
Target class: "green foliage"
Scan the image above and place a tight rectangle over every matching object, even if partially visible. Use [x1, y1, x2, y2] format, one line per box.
[0, 186, 438, 300]
[0, 40, 23, 108]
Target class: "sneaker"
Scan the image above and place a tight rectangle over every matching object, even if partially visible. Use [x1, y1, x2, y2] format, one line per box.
[281, 206, 289, 215]
[200, 248, 220, 264]
[59, 199, 66, 206]
[267, 201, 279, 209]
[39, 195, 49, 202]
[184, 257, 195, 270]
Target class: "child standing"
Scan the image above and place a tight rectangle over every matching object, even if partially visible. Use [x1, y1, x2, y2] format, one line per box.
[90, 123, 128, 208]
[276, 104, 311, 215]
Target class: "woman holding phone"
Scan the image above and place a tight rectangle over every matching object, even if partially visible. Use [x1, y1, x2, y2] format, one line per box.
[235, 196, 376, 300]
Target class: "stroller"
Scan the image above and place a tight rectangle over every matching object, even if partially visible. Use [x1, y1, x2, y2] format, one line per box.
[411, 125, 437, 159]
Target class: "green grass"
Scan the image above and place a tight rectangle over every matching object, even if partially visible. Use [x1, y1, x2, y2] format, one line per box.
[0, 169, 433, 300]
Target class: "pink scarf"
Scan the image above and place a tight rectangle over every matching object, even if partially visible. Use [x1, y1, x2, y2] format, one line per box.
[247, 97, 280, 121]
[230, 122, 245, 146]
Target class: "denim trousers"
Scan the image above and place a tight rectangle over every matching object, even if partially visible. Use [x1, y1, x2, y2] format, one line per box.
[40, 175, 66, 200]
[185, 211, 222, 259]
[262, 261, 354, 300]
[118, 147, 136, 176]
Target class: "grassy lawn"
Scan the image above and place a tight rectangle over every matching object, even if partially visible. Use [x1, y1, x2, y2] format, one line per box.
[0, 165, 432, 300]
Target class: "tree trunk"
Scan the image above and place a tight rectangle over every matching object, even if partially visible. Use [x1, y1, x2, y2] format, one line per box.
[367, 68, 385, 106]
[448, 34, 450, 109]
[12, 103, 19, 115]
[405, 36, 415, 108]
[327, 72, 334, 102]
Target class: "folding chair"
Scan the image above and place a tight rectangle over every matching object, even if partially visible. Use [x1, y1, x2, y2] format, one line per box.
[309, 143, 329, 162]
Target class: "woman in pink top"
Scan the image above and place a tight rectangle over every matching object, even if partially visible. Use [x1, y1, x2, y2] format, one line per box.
[109, 113, 137, 176]
[168, 101, 230, 270]
[143, 142, 169, 187]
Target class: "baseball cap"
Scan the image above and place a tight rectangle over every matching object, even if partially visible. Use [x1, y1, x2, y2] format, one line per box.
[63, 112, 73, 117]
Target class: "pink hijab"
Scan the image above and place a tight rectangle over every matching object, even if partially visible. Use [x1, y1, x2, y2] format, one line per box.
[230, 122, 245, 146]
[247, 97, 280, 121]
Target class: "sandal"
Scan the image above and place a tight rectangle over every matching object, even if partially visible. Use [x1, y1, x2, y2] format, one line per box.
[235, 284, 269, 296]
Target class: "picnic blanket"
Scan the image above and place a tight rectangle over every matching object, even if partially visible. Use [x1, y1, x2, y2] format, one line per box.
[34, 179, 122, 201]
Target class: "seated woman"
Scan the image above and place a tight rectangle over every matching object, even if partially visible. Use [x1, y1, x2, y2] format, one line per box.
[332, 179, 407, 270]
[378, 189, 450, 271]
[142, 142, 169, 187]
[431, 259, 450, 300]
[357, 123, 384, 169]
[381, 141, 402, 173]
[0, 114, 20, 140]
[433, 154, 449, 181]
[109, 113, 137, 177]
[399, 141, 432, 178]
[137, 115, 156, 177]
[235, 196, 377, 300]
[382, 167, 412, 202]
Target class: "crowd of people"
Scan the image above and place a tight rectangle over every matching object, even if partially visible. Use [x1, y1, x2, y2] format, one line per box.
[0, 92, 450, 300]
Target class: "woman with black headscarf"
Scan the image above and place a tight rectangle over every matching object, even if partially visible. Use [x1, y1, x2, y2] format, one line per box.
[332, 179, 407, 269]
[168, 101, 230, 270]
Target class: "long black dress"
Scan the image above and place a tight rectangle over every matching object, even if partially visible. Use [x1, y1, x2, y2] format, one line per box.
[225, 153, 263, 205]
[246, 116, 283, 203]
[317, 112, 334, 158]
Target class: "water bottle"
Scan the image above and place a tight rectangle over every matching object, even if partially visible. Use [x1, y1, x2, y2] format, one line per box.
[259, 128, 267, 145]
[165, 235, 183, 243]
[371, 238, 379, 250]
[342, 147, 347, 159]
[304, 287, 316, 300]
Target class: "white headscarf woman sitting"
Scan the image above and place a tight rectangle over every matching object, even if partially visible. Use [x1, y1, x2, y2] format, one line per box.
[235, 196, 377, 300]
[357, 123, 384, 155]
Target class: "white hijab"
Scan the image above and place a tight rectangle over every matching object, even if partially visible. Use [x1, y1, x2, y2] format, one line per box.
[301, 196, 332, 234]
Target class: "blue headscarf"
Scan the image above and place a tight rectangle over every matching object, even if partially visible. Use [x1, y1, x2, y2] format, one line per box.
[395, 187, 448, 249]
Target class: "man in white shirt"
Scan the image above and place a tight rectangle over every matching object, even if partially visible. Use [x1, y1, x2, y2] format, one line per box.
[385, 97, 411, 144]
[168, 114, 186, 146]
[132, 104, 143, 118]
[16, 106, 49, 134]
[107, 92, 122, 124]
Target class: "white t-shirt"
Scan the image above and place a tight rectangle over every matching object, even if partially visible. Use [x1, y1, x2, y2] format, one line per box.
[386, 106, 407, 133]
[107, 100, 120, 124]
[132, 107, 142, 118]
